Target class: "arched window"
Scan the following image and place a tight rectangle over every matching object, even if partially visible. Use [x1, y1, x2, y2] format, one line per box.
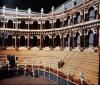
[33, 21, 38, 29]
[88, 7, 95, 21]
[7, 35, 13, 46]
[0, 19, 3, 28]
[32, 36, 38, 46]
[76, 12, 81, 24]
[44, 36, 49, 46]
[45, 20, 51, 29]
[55, 35, 60, 46]
[67, 16, 71, 26]
[55, 18, 61, 28]
[67, 34, 70, 47]
[65, 34, 70, 47]
[20, 36, 25, 46]
[76, 32, 80, 47]
[88, 30, 94, 47]
[7, 20, 13, 28]
[20, 20, 26, 29]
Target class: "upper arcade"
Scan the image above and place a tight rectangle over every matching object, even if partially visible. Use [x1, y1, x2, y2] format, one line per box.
[0, 0, 100, 51]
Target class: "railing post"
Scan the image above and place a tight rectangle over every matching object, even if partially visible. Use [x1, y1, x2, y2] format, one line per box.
[49, 64, 50, 79]
[57, 65, 59, 83]
[67, 65, 71, 84]
[38, 64, 39, 77]
[44, 62, 45, 78]
[80, 72, 84, 85]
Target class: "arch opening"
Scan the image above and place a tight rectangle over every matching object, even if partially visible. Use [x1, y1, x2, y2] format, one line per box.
[7, 35, 13, 46]
[0, 19, 3, 28]
[76, 32, 80, 47]
[55, 35, 60, 46]
[33, 21, 38, 29]
[88, 7, 95, 21]
[45, 20, 51, 29]
[20, 20, 26, 29]
[20, 36, 26, 46]
[67, 16, 71, 26]
[76, 12, 81, 24]
[44, 36, 50, 46]
[88, 30, 94, 47]
[32, 36, 38, 47]
[7, 20, 13, 28]
[55, 19, 61, 28]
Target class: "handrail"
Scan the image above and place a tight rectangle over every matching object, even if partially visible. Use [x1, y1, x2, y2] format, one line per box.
[17, 64, 87, 85]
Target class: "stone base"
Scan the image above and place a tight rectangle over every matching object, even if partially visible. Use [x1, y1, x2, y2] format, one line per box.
[31, 47, 39, 50]
[64, 47, 70, 51]
[53, 46, 61, 51]
[7, 47, 15, 50]
[19, 47, 27, 50]
[84, 47, 94, 52]
[43, 47, 50, 51]
[72, 47, 80, 52]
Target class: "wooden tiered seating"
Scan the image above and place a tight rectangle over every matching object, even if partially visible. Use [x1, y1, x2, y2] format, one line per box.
[0, 49, 99, 85]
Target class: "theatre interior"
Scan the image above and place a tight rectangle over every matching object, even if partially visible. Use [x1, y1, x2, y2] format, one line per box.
[0, 0, 100, 85]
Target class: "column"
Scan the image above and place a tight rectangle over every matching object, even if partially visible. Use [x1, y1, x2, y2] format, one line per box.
[40, 19, 43, 49]
[40, 35, 42, 49]
[61, 33, 64, 49]
[62, 34, 64, 48]
[96, 4, 99, 19]
[52, 34, 55, 48]
[83, 30, 86, 49]
[27, 35, 30, 49]
[72, 33, 75, 48]
[98, 3, 100, 47]
[82, 9, 85, 49]
[3, 18, 5, 29]
[15, 19, 18, 50]
[99, 26, 100, 47]
[72, 14, 75, 48]
[13, 21, 15, 29]
[27, 19, 30, 49]
[71, 31, 74, 48]
[51, 19, 54, 29]
[61, 17, 64, 27]
[15, 35, 16, 48]
[42, 35, 44, 48]
[2, 33, 6, 50]
[15, 34, 19, 50]
[51, 19, 54, 48]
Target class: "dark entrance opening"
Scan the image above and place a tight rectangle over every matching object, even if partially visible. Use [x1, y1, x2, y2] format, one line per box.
[7, 55, 16, 69]
[20, 36, 25, 46]
[32, 36, 38, 46]
[7, 35, 13, 46]
[55, 35, 60, 46]
[44, 36, 49, 46]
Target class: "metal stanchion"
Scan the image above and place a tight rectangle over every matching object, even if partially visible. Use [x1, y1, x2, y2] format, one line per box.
[80, 72, 84, 85]
[7, 60, 10, 70]
[67, 65, 71, 85]
[49, 64, 50, 79]
[24, 65, 26, 76]
[57, 62, 59, 83]
[16, 60, 18, 76]
[38, 64, 39, 77]
[0, 61, 2, 68]
[32, 66, 35, 78]
[16, 64, 19, 76]
[44, 62, 45, 78]
[24, 58, 28, 76]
